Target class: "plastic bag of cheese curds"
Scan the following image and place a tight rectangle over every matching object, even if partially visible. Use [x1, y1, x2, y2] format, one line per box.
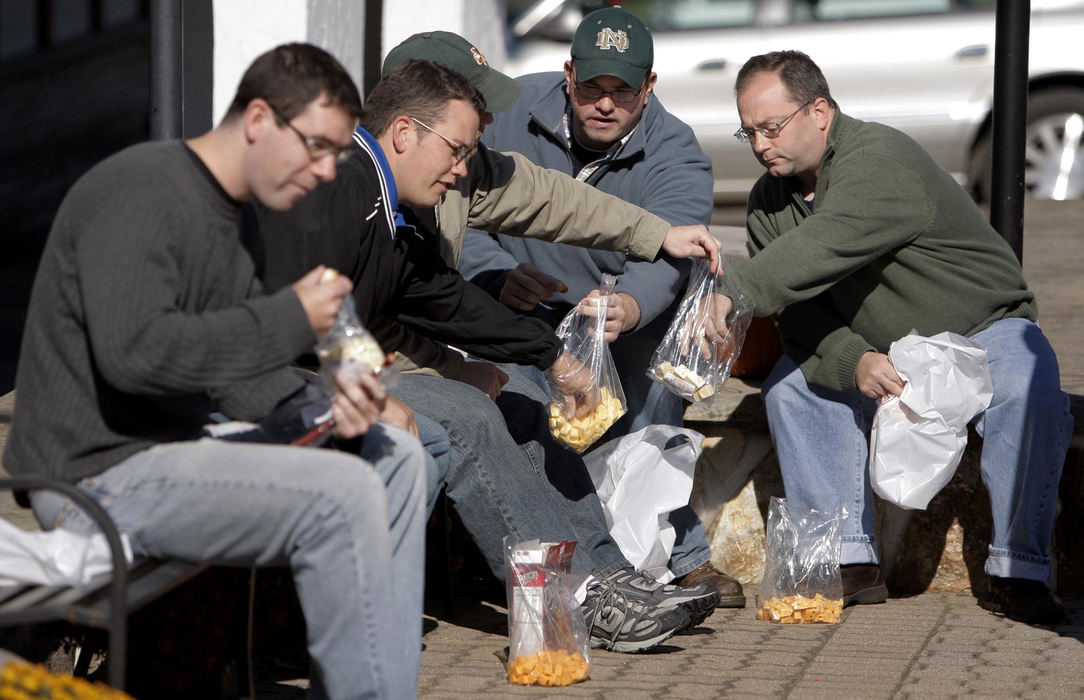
[755, 497, 845, 625]
[545, 274, 627, 453]
[648, 258, 753, 406]
[504, 538, 590, 687]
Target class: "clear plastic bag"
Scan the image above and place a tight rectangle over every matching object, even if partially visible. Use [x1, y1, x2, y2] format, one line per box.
[755, 497, 845, 624]
[546, 273, 626, 453]
[648, 259, 754, 406]
[503, 538, 590, 687]
[314, 294, 396, 389]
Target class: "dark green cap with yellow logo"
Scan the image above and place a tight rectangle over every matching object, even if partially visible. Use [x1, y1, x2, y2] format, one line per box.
[382, 31, 522, 112]
[571, 6, 653, 88]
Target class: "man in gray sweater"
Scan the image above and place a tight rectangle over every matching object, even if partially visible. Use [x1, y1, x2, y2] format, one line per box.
[3, 44, 428, 697]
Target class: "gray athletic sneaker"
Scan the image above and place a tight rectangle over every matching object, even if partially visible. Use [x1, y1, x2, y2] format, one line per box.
[601, 567, 720, 630]
[581, 577, 691, 652]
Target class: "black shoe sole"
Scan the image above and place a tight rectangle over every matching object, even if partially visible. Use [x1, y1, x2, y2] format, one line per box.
[978, 597, 1066, 625]
[843, 583, 888, 607]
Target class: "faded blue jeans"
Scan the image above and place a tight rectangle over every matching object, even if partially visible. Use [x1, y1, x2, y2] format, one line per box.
[31, 425, 427, 700]
[763, 318, 1073, 581]
[501, 361, 711, 579]
[392, 371, 631, 580]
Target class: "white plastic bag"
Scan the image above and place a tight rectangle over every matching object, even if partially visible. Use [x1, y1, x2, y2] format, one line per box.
[868, 331, 994, 510]
[582, 425, 703, 583]
[0, 520, 133, 586]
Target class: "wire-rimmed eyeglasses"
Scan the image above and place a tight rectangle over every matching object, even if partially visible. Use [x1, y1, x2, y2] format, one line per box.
[271, 105, 354, 164]
[733, 101, 813, 143]
[410, 116, 476, 163]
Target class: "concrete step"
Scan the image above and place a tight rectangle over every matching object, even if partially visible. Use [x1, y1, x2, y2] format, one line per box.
[686, 378, 1084, 597]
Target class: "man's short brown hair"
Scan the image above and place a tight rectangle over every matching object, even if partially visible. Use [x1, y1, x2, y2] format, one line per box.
[360, 59, 485, 137]
[225, 43, 363, 123]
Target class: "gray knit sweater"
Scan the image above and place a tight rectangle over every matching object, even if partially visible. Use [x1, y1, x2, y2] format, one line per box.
[4, 141, 314, 482]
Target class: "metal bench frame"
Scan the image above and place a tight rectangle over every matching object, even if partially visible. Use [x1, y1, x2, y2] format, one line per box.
[0, 476, 208, 691]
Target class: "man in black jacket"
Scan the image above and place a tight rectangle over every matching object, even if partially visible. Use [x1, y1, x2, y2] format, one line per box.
[251, 59, 720, 653]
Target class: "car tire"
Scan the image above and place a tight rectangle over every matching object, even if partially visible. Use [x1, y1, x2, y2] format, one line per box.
[970, 88, 1084, 201]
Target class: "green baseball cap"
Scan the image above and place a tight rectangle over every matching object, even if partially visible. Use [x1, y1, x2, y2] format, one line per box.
[382, 31, 522, 112]
[571, 6, 653, 88]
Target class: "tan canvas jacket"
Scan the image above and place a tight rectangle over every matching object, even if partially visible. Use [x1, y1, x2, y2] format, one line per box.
[383, 145, 672, 379]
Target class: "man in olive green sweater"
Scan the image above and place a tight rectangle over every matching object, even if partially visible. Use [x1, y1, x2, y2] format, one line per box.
[719, 51, 1073, 624]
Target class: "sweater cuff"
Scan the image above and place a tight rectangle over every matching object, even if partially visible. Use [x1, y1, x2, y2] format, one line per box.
[835, 337, 876, 392]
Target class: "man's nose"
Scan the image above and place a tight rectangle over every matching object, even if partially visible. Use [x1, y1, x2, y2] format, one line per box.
[595, 95, 616, 112]
[450, 158, 469, 179]
[313, 153, 336, 181]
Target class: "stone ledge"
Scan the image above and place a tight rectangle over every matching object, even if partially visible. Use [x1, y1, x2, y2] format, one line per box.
[687, 382, 1084, 596]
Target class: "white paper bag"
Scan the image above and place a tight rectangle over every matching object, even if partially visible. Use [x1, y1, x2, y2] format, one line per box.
[583, 425, 703, 582]
[868, 331, 993, 510]
[0, 520, 133, 586]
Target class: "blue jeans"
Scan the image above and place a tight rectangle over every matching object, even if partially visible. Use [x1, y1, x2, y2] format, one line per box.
[503, 362, 711, 578]
[32, 426, 427, 700]
[391, 372, 630, 580]
[413, 411, 451, 517]
[762, 318, 1073, 581]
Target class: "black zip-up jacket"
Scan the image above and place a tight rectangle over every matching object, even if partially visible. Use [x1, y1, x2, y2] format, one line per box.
[244, 130, 561, 371]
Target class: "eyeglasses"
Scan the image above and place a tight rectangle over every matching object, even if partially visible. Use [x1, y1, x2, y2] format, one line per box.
[573, 81, 644, 106]
[271, 106, 354, 164]
[571, 70, 645, 106]
[733, 101, 813, 143]
[410, 116, 476, 163]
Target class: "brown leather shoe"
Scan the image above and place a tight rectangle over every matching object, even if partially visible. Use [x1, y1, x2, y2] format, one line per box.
[841, 564, 888, 606]
[978, 577, 1065, 625]
[675, 563, 746, 608]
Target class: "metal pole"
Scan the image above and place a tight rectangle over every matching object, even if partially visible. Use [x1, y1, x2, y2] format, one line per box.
[989, 0, 1030, 263]
[363, 0, 384, 95]
[150, 0, 183, 140]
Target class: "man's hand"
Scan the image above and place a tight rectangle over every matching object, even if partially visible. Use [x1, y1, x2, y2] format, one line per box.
[460, 361, 509, 400]
[329, 371, 386, 439]
[548, 351, 599, 419]
[662, 225, 721, 273]
[292, 265, 352, 338]
[855, 351, 906, 399]
[680, 292, 736, 360]
[579, 290, 641, 342]
[498, 262, 567, 311]
[379, 394, 418, 437]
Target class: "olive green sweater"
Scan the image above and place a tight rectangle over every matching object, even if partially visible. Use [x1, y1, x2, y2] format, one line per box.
[729, 113, 1034, 392]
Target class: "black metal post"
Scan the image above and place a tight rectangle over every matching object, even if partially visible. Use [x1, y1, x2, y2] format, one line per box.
[363, 0, 384, 95]
[150, 0, 183, 140]
[989, 0, 1030, 263]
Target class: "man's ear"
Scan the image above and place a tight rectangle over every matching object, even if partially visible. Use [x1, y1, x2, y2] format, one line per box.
[643, 71, 659, 100]
[243, 98, 274, 145]
[813, 97, 832, 131]
[390, 115, 414, 154]
[563, 60, 574, 95]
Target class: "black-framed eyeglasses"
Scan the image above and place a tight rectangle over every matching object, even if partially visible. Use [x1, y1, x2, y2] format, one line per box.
[409, 116, 476, 164]
[734, 101, 813, 143]
[271, 105, 354, 164]
[571, 69, 645, 106]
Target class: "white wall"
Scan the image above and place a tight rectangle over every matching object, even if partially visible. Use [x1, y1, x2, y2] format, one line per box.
[211, 0, 505, 121]
[211, 0, 365, 124]
[381, 0, 507, 72]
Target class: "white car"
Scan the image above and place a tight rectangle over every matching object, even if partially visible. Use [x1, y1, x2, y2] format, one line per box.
[501, 0, 1084, 202]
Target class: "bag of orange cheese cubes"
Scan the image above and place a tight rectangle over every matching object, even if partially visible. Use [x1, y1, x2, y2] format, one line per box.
[756, 497, 846, 624]
[546, 273, 626, 453]
[504, 538, 590, 687]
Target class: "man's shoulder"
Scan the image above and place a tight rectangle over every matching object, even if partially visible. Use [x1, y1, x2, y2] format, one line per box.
[78, 140, 190, 187]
